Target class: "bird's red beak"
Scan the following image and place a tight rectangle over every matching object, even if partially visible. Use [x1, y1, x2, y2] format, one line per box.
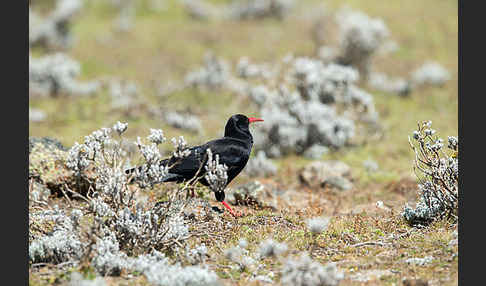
[248, 117, 264, 123]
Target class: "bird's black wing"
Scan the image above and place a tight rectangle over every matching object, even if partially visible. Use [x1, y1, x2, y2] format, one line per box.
[166, 137, 251, 184]
[163, 144, 209, 182]
[203, 138, 252, 184]
[125, 145, 207, 183]
[127, 137, 252, 186]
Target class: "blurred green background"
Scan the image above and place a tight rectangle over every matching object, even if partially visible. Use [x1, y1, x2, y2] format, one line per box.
[29, 0, 458, 187]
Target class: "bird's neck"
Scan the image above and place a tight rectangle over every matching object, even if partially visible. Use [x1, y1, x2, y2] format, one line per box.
[224, 126, 253, 142]
[225, 132, 253, 144]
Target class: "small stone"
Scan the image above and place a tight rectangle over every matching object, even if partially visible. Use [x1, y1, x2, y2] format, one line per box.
[448, 239, 458, 247]
[363, 159, 379, 173]
[303, 145, 329, 159]
[404, 256, 434, 266]
[402, 278, 429, 286]
[225, 181, 278, 210]
[253, 275, 273, 284]
[322, 176, 353, 191]
[29, 137, 67, 154]
[30, 181, 51, 202]
[299, 160, 351, 187]
[350, 269, 393, 282]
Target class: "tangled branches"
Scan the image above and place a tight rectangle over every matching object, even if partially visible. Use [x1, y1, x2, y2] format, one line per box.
[403, 121, 458, 226]
[29, 122, 199, 267]
[29, 121, 230, 284]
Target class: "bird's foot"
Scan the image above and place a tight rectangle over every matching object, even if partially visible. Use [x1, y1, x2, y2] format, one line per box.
[186, 187, 196, 199]
[221, 201, 240, 218]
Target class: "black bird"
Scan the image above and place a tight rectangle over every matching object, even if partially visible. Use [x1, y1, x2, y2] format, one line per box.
[127, 114, 264, 216]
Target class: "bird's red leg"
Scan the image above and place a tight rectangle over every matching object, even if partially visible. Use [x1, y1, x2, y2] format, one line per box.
[221, 201, 239, 217]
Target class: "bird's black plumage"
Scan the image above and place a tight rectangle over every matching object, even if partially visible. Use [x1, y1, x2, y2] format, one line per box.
[127, 114, 263, 215]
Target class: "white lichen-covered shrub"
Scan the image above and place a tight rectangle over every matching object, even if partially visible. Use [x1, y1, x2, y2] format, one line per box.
[244, 151, 277, 177]
[293, 59, 358, 100]
[164, 111, 203, 133]
[248, 57, 378, 158]
[90, 230, 130, 275]
[368, 72, 411, 96]
[181, 0, 218, 21]
[109, 79, 139, 110]
[108, 79, 142, 113]
[185, 53, 231, 90]
[29, 181, 52, 204]
[183, 53, 250, 95]
[29, 0, 83, 50]
[97, 246, 221, 285]
[281, 253, 343, 286]
[142, 261, 221, 286]
[39, 122, 198, 275]
[247, 84, 276, 107]
[306, 217, 330, 235]
[65, 123, 193, 254]
[362, 158, 379, 173]
[303, 144, 329, 159]
[226, 0, 295, 20]
[29, 207, 85, 264]
[29, 53, 99, 97]
[405, 256, 434, 266]
[185, 244, 209, 265]
[335, 8, 390, 78]
[170, 135, 192, 159]
[69, 272, 107, 286]
[90, 233, 220, 284]
[368, 62, 449, 96]
[236, 57, 275, 79]
[109, 0, 136, 31]
[29, 108, 47, 122]
[258, 239, 288, 259]
[112, 202, 189, 252]
[204, 149, 229, 193]
[91, 230, 181, 275]
[402, 121, 458, 226]
[180, 0, 294, 21]
[317, 46, 338, 63]
[169, 50, 381, 159]
[108, 0, 168, 30]
[27, 121, 225, 284]
[411, 61, 451, 87]
[224, 240, 256, 271]
[156, 55, 380, 160]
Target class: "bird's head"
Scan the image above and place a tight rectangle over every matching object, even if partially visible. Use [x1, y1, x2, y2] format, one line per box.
[215, 190, 225, 202]
[225, 114, 264, 138]
[216, 191, 239, 217]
